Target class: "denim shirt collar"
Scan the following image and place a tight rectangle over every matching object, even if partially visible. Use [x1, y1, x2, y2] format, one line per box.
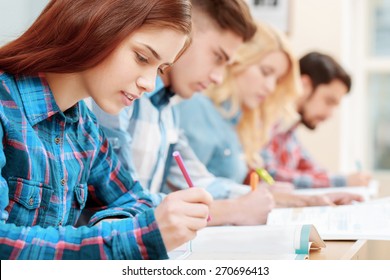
[221, 99, 242, 126]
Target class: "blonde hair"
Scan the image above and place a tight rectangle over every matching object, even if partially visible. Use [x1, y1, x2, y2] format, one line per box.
[205, 22, 302, 168]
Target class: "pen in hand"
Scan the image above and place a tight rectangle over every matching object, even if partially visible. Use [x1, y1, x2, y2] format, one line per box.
[250, 171, 259, 191]
[255, 168, 275, 185]
[172, 151, 211, 221]
[173, 151, 194, 188]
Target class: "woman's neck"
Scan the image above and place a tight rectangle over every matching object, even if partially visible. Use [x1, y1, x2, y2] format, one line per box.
[44, 72, 88, 112]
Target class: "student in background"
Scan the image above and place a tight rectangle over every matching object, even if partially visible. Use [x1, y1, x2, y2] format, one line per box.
[0, 0, 213, 260]
[93, 0, 275, 226]
[262, 52, 372, 189]
[176, 23, 363, 207]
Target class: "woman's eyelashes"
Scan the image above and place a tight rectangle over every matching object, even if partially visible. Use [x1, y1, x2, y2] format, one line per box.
[259, 66, 273, 77]
[134, 51, 171, 75]
[214, 52, 224, 65]
[135, 52, 149, 64]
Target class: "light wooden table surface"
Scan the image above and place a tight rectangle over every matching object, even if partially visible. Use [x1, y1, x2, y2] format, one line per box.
[310, 240, 368, 260]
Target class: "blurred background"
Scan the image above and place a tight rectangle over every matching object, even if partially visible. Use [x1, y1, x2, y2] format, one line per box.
[1, 0, 390, 196]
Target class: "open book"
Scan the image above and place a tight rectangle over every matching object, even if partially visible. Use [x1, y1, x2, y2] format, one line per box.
[168, 224, 325, 260]
[267, 196, 390, 240]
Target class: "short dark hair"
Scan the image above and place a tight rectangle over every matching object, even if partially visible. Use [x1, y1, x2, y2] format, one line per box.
[191, 0, 256, 42]
[299, 51, 352, 92]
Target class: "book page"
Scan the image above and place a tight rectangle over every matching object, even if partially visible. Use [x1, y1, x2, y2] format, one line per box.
[267, 197, 390, 240]
[292, 180, 379, 201]
[169, 224, 324, 260]
[168, 242, 192, 260]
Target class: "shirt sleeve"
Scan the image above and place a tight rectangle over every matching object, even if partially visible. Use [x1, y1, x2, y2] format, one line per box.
[85, 106, 156, 220]
[0, 210, 167, 259]
[0, 124, 167, 260]
[166, 130, 250, 200]
[262, 131, 347, 189]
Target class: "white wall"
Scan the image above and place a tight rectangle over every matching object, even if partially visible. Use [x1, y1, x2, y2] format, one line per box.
[284, 0, 349, 173]
[0, 0, 48, 45]
[290, 0, 346, 173]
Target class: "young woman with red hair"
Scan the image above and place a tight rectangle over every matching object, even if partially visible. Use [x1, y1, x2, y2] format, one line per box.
[0, 0, 212, 260]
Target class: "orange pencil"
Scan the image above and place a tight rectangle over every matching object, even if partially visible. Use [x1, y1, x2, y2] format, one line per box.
[250, 171, 259, 191]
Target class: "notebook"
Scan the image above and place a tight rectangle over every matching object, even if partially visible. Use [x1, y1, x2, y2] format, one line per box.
[267, 196, 390, 240]
[168, 224, 325, 260]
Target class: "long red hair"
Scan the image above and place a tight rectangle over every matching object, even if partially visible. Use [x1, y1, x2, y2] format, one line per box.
[0, 0, 192, 74]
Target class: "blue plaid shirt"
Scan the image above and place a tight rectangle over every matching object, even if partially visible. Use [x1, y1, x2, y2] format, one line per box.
[0, 72, 167, 259]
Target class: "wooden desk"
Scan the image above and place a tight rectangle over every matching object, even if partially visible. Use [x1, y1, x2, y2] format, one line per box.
[310, 240, 368, 260]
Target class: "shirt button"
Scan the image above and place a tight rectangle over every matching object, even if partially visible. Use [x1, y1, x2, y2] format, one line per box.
[54, 137, 61, 144]
[224, 149, 231, 156]
[60, 179, 66, 185]
[29, 198, 34, 206]
[58, 221, 62, 226]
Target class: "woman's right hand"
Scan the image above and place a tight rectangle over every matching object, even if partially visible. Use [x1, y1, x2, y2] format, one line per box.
[154, 188, 213, 252]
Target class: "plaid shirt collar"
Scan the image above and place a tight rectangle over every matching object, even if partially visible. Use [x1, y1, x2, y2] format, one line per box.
[15, 73, 79, 126]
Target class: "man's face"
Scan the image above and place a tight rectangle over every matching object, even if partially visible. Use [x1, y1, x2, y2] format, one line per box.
[299, 78, 348, 130]
[167, 23, 243, 99]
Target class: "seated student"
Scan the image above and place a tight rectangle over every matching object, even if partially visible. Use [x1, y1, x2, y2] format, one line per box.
[0, 0, 213, 260]
[176, 22, 363, 207]
[93, 0, 276, 226]
[261, 52, 372, 189]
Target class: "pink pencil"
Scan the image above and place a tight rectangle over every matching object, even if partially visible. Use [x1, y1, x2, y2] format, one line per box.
[172, 151, 211, 222]
[172, 151, 194, 188]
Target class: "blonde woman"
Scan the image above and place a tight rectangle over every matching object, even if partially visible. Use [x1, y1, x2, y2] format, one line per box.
[175, 22, 363, 207]
[209, 22, 300, 170]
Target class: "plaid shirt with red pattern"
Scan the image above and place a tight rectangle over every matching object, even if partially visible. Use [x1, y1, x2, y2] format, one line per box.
[261, 125, 346, 189]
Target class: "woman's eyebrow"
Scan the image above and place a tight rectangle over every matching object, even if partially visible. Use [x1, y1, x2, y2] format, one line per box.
[140, 43, 161, 60]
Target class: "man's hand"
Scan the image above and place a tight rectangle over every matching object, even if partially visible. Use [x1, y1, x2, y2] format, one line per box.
[347, 172, 371, 186]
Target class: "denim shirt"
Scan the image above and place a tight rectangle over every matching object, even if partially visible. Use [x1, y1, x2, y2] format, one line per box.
[0, 72, 167, 259]
[175, 94, 248, 183]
